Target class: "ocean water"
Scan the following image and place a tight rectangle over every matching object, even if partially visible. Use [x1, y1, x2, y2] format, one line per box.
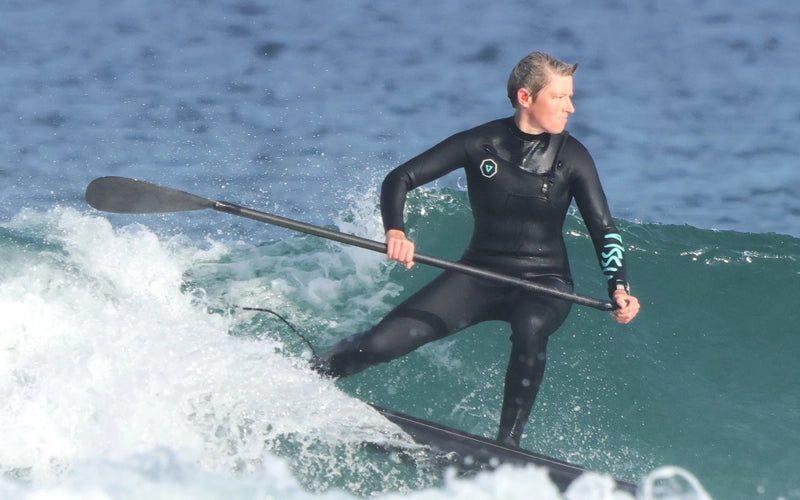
[1, 1, 799, 499]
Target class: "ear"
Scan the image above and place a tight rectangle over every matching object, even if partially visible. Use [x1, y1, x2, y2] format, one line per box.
[516, 88, 534, 108]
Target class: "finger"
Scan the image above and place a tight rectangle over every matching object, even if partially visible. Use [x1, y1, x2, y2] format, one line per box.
[399, 241, 415, 264]
[613, 311, 632, 324]
[401, 247, 415, 269]
[612, 301, 639, 324]
[387, 240, 405, 261]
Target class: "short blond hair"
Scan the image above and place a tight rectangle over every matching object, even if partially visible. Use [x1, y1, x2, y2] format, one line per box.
[507, 52, 578, 108]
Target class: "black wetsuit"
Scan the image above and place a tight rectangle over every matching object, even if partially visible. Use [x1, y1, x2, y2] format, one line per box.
[316, 117, 628, 445]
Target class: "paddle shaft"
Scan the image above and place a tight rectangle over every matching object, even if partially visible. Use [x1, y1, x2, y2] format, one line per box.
[212, 201, 615, 311]
[85, 177, 615, 311]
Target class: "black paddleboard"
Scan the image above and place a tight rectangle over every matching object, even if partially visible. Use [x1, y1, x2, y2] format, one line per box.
[371, 404, 638, 494]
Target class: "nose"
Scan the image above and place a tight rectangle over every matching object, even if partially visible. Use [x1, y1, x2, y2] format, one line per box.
[565, 97, 575, 114]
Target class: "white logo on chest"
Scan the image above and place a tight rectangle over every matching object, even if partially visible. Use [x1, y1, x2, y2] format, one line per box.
[480, 159, 498, 178]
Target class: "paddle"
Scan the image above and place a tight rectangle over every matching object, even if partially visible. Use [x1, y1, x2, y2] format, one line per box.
[85, 176, 616, 311]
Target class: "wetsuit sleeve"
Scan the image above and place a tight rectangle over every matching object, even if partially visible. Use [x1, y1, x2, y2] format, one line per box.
[565, 139, 629, 297]
[381, 133, 468, 232]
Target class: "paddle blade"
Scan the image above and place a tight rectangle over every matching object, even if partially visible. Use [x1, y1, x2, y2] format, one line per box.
[85, 176, 215, 214]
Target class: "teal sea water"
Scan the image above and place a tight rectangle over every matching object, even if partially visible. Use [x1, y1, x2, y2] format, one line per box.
[2, 0, 800, 498]
[1, 191, 798, 499]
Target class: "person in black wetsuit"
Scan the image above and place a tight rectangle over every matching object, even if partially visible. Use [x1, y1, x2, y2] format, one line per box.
[313, 51, 640, 446]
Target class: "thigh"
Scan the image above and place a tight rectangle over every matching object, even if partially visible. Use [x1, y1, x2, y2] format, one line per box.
[361, 270, 501, 357]
[508, 277, 574, 343]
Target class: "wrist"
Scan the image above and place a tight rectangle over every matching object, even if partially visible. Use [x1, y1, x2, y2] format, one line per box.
[386, 229, 405, 238]
[609, 281, 630, 299]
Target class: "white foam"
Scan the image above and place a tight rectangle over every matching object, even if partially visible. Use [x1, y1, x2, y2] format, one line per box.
[0, 208, 410, 485]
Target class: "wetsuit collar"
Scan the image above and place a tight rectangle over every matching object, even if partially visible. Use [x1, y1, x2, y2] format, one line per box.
[507, 116, 549, 142]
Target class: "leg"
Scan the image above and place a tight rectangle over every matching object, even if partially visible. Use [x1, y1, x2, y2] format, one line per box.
[496, 279, 573, 446]
[314, 271, 496, 378]
[314, 308, 449, 377]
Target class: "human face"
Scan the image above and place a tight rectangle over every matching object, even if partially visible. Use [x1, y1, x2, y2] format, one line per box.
[515, 73, 575, 135]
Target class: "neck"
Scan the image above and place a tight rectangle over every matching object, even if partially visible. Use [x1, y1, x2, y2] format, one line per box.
[513, 112, 545, 135]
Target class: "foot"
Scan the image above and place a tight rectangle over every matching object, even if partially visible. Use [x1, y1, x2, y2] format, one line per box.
[309, 355, 337, 378]
[496, 434, 521, 447]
